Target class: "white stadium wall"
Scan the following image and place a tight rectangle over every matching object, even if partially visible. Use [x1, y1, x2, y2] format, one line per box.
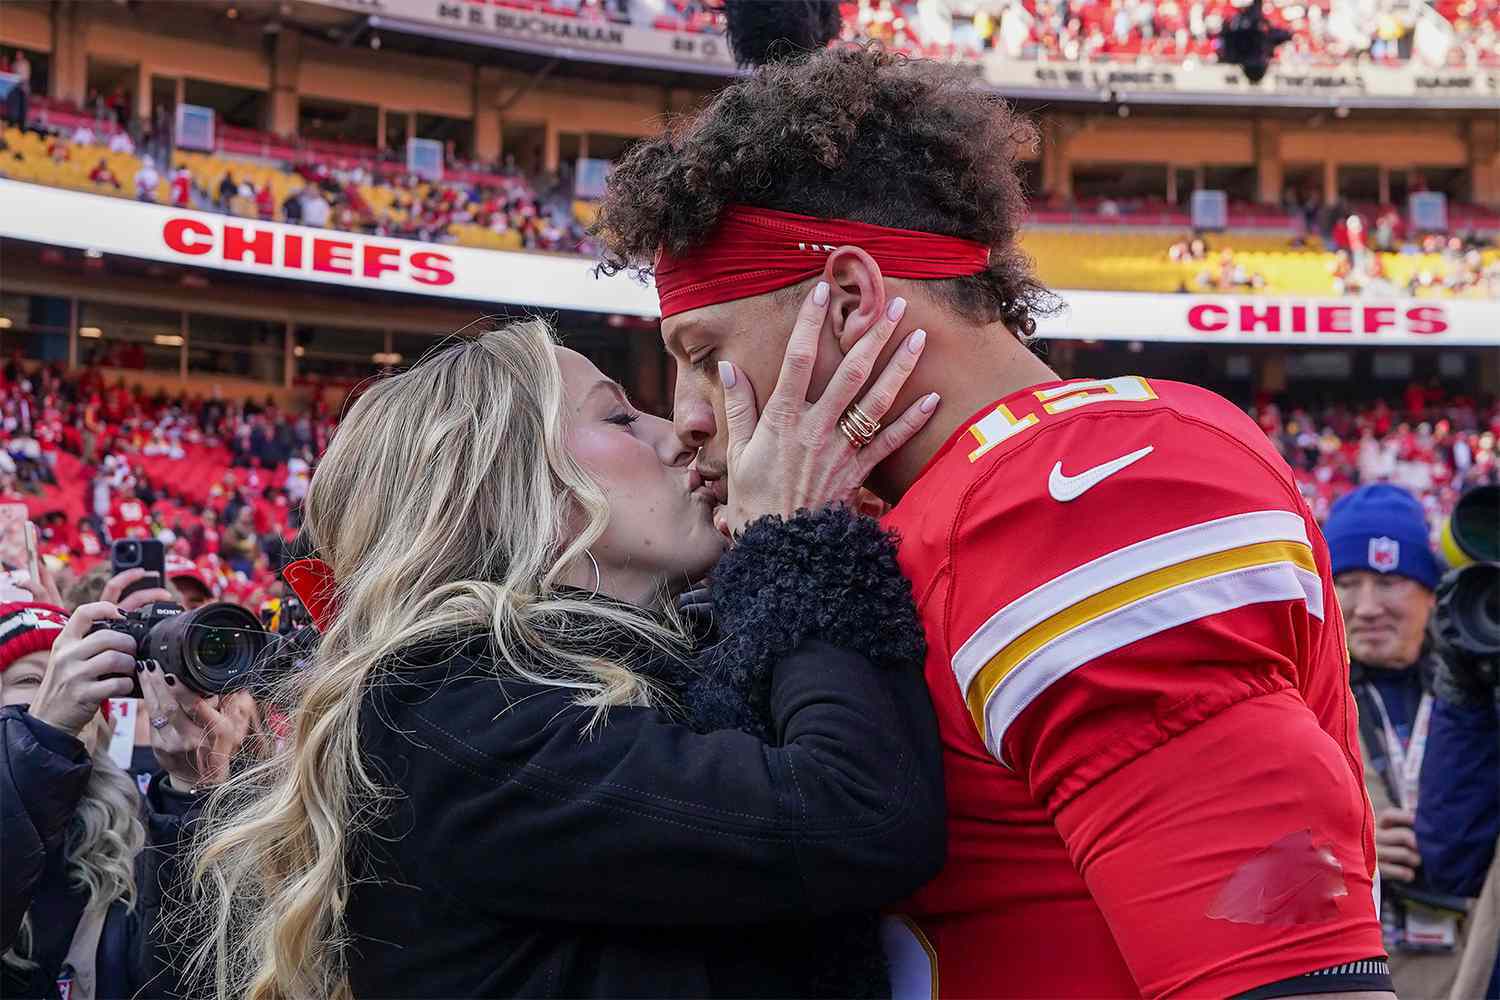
[2, 179, 1497, 345]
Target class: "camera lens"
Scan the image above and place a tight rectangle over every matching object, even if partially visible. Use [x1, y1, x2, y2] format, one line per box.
[195, 629, 233, 669]
[149, 602, 270, 695]
[119, 542, 140, 564]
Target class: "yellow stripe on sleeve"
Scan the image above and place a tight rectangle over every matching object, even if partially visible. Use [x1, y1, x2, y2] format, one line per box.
[964, 539, 1318, 734]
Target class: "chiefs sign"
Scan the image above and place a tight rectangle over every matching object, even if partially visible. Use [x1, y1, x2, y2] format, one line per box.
[162, 217, 456, 287]
[3, 180, 1498, 340]
[1185, 301, 1450, 337]
[0, 178, 658, 316]
[1034, 291, 1498, 345]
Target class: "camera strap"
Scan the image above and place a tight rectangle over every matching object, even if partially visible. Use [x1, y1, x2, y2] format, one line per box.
[1364, 684, 1433, 811]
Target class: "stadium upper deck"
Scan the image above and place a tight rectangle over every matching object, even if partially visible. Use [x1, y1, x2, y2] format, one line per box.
[1, 0, 1497, 396]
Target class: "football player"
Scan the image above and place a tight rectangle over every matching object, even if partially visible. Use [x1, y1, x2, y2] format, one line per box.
[595, 46, 1392, 1000]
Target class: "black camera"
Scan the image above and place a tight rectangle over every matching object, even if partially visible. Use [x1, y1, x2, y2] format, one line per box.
[91, 601, 270, 697]
[1432, 485, 1499, 686]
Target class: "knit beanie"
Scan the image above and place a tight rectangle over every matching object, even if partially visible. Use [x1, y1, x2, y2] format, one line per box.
[0, 601, 69, 673]
[1323, 484, 1441, 591]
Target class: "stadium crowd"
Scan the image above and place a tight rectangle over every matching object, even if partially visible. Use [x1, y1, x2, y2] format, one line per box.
[2, 120, 599, 255]
[387, 0, 1500, 65]
[841, 0, 1500, 66]
[5, 348, 1496, 612]
[1, 356, 332, 614]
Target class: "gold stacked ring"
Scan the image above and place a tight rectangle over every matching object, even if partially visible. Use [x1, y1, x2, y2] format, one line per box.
[838, 402, 882, 449]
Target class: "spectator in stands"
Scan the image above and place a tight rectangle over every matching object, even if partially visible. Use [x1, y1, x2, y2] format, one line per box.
[216, 172, 237, 213]
[164, 558, 213, 610]
[108, 129, 134, 156]
[133, 155, 160, 204]
[280, 185, 303, 224]
[105, 87, 127, 130]
[70, 122, 96, 148]
[254, 183, 274, 221]
[219, 505, 258, 576]
[169, 166, 191, 208]
[88, 157, 121, 191]
[8, 50, 29, 127]
[299, 186, 330, 228]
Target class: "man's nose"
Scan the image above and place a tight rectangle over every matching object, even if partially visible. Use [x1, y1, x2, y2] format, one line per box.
[672, 375, 716, 451]
[1350, 582, 1384, 618]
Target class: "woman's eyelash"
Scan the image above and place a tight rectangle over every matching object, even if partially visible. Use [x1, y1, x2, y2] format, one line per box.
[606, 413, 639, 427]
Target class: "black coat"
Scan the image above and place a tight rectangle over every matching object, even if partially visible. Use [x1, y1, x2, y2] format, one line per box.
[344, 507, 946, 998]
[0, 708, 196, 1000]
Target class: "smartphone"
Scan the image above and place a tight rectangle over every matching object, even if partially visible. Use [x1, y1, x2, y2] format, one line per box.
[23, 522, 40, 588]
[0, 503, 28, 573]
[111, 538, 166, 602]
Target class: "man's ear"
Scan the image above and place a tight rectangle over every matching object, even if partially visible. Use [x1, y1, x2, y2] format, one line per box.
[823, 246, 886, 355]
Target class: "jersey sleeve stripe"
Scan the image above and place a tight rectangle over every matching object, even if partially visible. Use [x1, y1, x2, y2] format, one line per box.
[951, 509, 1311, 696]
[963, 543, 1321, 765]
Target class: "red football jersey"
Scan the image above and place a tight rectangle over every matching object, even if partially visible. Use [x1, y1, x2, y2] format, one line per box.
[881, 376, 1383, 999]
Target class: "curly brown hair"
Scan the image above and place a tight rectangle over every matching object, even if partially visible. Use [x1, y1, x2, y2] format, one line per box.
[594, 45, 1054, 335]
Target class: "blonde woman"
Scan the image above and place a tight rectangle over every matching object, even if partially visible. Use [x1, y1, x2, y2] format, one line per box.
[1, 593, 257, 1000]
[186, 298, 946, 1000]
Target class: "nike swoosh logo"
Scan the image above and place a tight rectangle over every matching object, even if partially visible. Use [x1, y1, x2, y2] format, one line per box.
[1048, 445, 1155, 502]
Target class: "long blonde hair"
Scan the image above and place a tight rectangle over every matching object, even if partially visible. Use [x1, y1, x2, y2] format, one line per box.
[184, 319, 687, 1000]
[3, 714, 145, 972]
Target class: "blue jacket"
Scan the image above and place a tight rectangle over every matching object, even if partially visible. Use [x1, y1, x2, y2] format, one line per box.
[1416, 691, 1500, 998]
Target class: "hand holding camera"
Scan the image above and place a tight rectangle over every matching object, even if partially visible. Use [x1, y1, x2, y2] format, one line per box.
[139, 668, 263, 792]
[29, 601, 138, 738]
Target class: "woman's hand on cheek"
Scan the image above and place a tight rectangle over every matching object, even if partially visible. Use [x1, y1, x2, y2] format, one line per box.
[717, 281, 939, 536]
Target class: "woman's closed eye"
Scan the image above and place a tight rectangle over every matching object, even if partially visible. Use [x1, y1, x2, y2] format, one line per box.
[606, 412, 640, 428]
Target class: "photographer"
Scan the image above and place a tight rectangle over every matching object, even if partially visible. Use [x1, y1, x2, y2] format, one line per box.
[0, 598, 257, 999]
[1327, 484, 1480, 998]
[1417, 486, 1500, 1000]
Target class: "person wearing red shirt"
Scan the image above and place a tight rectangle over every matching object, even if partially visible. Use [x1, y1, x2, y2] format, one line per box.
[106, 496, 151, 541]
[255, 182, 275, 220]
[88, 157, 121, 190]
[170, 166, 192, 208]
[598, 47, 1390, 999]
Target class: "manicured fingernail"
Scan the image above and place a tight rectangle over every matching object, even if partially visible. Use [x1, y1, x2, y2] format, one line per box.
[920, 392, 941, 413]
[717, 361, 736, 388]
[812, 281, 829, 306]
[887, 296, 907, 321]
[164, 674, 176, 687]
[906, 328, 927, 354]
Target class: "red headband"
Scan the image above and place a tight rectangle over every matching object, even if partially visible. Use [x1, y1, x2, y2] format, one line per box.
[653, 205, 991, 319]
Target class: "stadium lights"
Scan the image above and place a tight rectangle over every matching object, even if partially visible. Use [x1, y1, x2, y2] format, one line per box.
[84, 248, 103, 259]
[0, 317, 11, 329]
[154, 334, 185, 347]
[79, 327, 103, 339]
[293, 346, 306, 358]
[372, 352, 403, 366]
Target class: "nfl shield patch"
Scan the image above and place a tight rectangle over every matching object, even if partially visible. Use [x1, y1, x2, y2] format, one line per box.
[1368, 536, 1400, 573]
